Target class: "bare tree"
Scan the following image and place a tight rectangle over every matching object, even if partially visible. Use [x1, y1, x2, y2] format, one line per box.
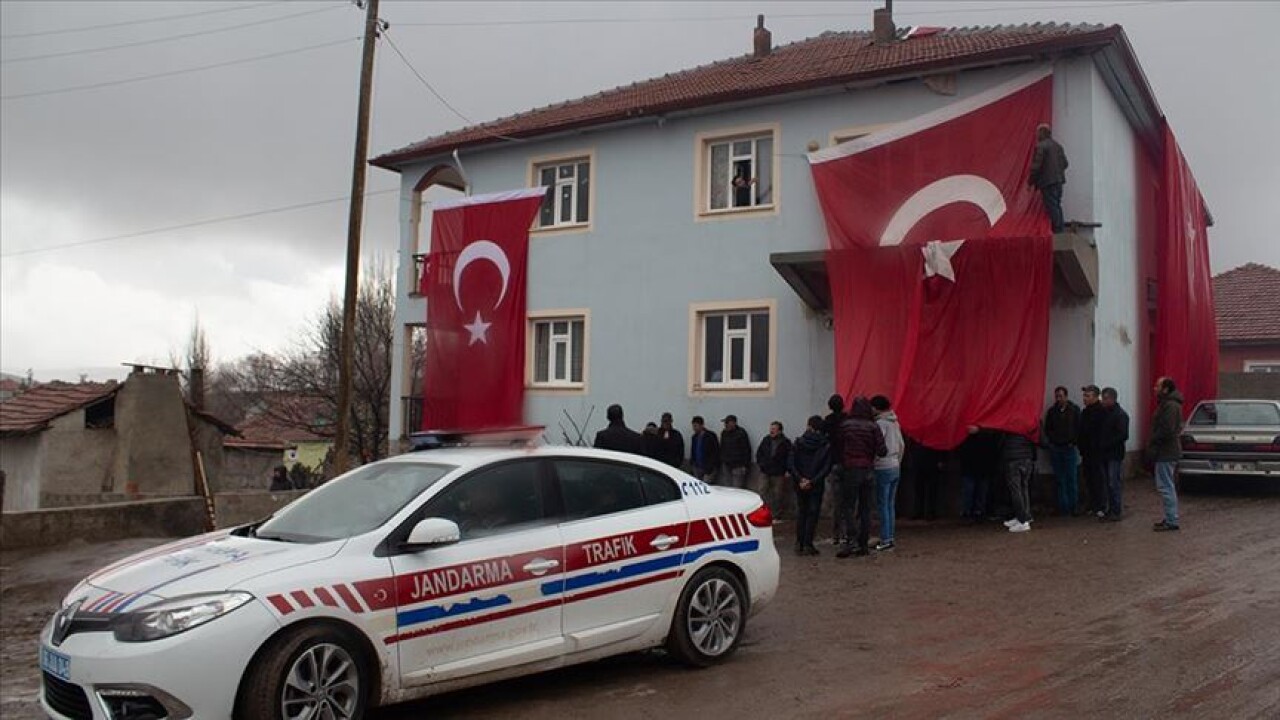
[217, 259, 395, 471]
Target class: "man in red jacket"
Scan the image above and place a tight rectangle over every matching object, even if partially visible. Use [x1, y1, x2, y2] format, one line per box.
[836, 397, 888, 558]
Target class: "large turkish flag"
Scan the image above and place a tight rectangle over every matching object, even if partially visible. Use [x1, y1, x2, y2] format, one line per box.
[422, 188, 546, 431]
[810, 69, 1052, 249]
[812, 69, 1055, 449]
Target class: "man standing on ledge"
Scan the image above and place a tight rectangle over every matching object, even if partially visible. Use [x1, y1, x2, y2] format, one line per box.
[1029, 123, 1069, 233]
[1148, 377, 1184, 532]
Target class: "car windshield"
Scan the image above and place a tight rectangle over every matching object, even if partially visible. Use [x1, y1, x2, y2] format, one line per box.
[255, 461, 455, 543]
[1189, 402, 1280, 427]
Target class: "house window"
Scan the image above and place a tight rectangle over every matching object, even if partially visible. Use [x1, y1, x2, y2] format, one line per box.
[531, 315, 586, 387]
[705, 133, 774, 211]
[697, 307, 771, 388]
[85, 396, 115, 429]
[535, 158, 590, 228]
[1244, 360, 1280, 373]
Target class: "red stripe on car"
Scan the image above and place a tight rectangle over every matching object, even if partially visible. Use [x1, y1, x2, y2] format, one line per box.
[333, 584, 364, 613]
[290, 590, 315, 609]
[268, 594, 295, 615]
[313, 587, 338, 607]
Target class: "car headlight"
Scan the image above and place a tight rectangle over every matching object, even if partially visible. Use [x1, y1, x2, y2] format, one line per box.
[112, 592, 253, 643]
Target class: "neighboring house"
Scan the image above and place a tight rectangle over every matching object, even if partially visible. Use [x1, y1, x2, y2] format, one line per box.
[0, 376, 28, 403]
[1213, 263, 1280, 373]
[0, 369, 237, 511]
[375, 15, 1202, 457]
[222, 412, 332, 490]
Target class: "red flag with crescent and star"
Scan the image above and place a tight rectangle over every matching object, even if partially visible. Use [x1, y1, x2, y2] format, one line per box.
[810, 69, 1054, 449]
[422, 188, 547, 431]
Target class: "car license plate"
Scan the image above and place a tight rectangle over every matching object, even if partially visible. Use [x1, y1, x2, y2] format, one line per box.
[40, 646, 70, 681]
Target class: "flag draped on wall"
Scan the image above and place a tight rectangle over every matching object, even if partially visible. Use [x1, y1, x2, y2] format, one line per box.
[1155, 124, 1218, 415]
[422, 188, 546, 431]
[811, 69, 1055, 450]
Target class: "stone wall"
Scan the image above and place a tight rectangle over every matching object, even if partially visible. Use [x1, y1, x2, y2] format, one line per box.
[112, 372, 195, 496]
[0, 434, 45, 511]
[214, 489, 307, 528]
[39, 410, 116, 497]
[0, 497, 206, 550]
[222, 447, 282, 491]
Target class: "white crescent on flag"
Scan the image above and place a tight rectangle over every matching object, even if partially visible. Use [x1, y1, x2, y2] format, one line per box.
[879, 175, 1006, 247]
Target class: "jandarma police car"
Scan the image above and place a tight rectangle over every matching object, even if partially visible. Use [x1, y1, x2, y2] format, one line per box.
[39, 441, 780, 719]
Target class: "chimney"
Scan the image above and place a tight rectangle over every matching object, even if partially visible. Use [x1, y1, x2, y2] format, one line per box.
[873, 4, 897, 46]
[189, 367, 205, 411]
[753, 15, 772, 58]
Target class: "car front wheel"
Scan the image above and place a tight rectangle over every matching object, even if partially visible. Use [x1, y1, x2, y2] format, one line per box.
[666, 566, 747, 667]
[237, 625, 369, 720]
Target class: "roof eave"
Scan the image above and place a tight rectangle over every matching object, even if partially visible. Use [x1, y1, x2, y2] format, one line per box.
[370, 27, 1123, 171]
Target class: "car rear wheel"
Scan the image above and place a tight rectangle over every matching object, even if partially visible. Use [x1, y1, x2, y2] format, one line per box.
[666, 566, 747, 667]
[237, 625, 368, 720]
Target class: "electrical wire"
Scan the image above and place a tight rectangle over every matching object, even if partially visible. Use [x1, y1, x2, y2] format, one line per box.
[1, 36, 359, 101]
[0, 189, 399, 258]
[380, 29, 524, 143]
[0, 1, 290, 40]
[2, 5, 346, 65]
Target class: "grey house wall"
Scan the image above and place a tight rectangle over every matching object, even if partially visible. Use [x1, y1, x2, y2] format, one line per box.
[111, 373, 196, 496]
[37, 409, 116, 498]
[389, 58, 1143, 453]
[0, 434, 45, 511]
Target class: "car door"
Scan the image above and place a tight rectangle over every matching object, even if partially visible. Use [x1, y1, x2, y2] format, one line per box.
[550, 457, 689, 652]
[389, 458, 566, 687]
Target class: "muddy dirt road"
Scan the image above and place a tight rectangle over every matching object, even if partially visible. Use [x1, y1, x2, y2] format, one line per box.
[4, 482, 1278, 719]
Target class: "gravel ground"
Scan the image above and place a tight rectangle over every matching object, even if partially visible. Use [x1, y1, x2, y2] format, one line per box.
[4, 479, 1278, 719]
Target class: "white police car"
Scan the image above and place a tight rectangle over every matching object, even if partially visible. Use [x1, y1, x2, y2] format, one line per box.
[39, 442, 780, 719]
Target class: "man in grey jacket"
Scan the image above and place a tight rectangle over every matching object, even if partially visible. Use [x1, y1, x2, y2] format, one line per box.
[871, 396, 904, 551]
[1028, 124, 1069, 232]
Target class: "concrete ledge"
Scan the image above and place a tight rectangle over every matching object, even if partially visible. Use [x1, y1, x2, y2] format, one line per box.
[0, 497, 206, 550]
[214, 490, 308, 529]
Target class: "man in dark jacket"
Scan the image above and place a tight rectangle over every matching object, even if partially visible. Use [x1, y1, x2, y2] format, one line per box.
[1098, 387, 1131, 522]
[789, 416, 831, 556]
[1001, 430, 1037, 533]
[720, 415, 752, 489]
[822, 394, 849, 545]
[959, 426, 1000, 523]
[689, 416, 720, 483]
[1149, 377, 1184, 531]
[1077, 384, 1107, 517]
[756, 421, 793, 522]
[641, 422, 662, 460]
[593, 404, 644, 455]
[1029, 123, 1069, 232]
[1042, 386, 1081, 517]
[836, 397, 887, 557]
[656, 412, 685, 469]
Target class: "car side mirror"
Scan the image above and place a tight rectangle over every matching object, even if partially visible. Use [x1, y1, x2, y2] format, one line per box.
[402, 517, 461, 551]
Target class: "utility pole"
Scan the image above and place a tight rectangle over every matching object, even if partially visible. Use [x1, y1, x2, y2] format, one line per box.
[333, 0, 381, 476]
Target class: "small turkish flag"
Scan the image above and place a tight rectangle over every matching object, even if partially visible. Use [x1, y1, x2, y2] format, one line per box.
[422, 188, 546, 431]
[809, 68, 1052, 250]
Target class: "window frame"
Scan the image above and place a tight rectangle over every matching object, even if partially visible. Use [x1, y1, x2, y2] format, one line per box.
[687, 298, 777, 396]
[694, 123, 780, 220]
[528, 149, 595, 234]
[526, 308, 590, 393]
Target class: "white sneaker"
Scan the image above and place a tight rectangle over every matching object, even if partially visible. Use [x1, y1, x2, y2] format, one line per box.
[1003, 518, 1019, 528]
[1009, 521, 1031, 533]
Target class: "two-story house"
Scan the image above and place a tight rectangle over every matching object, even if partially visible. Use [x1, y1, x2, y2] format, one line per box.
[374, 15, 1211, 469]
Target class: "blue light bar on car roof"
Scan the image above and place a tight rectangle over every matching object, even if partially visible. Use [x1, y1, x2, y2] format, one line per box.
[408, 425, 545, 452]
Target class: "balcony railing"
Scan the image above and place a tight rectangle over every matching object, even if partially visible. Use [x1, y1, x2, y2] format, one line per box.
[401, 395, 425, 435]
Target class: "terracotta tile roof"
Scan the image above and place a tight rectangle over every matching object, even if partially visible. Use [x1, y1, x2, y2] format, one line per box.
[0, 381, 119, 436]
[1214, 263, 1280, 343]
[372, 22, 1120, 168]
[224, 411, 330, 451]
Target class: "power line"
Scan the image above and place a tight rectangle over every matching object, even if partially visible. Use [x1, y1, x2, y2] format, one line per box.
[390, 2, 1165, 27]
[380, 29, 523, 144]
[0, 1, 290, 40]
[1, 37, 359, 101]
[0, 189, 399, 259]
[2, 5, 345, 65]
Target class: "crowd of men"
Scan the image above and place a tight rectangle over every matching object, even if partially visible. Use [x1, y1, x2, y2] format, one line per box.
[592, 375, 1186, 559]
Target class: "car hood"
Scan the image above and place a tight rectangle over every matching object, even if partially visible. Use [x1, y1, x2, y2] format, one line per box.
[67, 531, 343, 613]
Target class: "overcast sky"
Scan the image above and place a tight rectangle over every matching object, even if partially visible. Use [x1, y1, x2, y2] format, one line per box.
[2, 0, 1277, 380]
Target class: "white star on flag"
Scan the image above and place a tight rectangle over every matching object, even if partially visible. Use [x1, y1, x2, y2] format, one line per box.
[463, 311, 492, 345]
[921, 239, 966, 282]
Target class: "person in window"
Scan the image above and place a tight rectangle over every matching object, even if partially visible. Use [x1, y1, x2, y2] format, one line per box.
[755, 421, 793, 522]
[720, 415, 752, 490]
[1028, 123, 1069, 233]
[732, 166, 756, 208]
[789, 416, 831, 556]
[593, 404, 644, 455]
[689, 416, 721, 483]
[657, 412, 686, 469]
